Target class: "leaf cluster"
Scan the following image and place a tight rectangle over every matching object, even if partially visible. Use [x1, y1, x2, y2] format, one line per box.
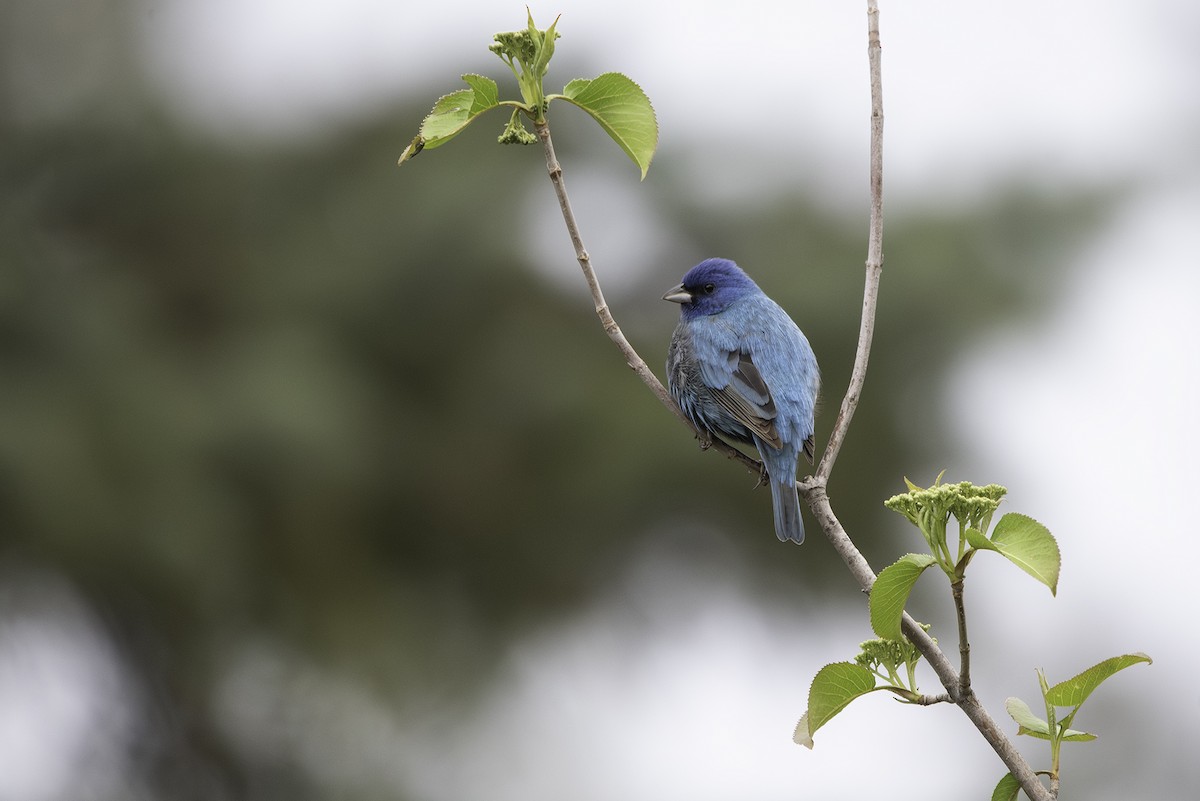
[884, 474, 1007, 574]
[397, 11, 658, 178]
[992, 654, 1152, 800]
[793, 626, 933, 750]
[870, 475, 1059, 642]
[800, 475, 1149, 798]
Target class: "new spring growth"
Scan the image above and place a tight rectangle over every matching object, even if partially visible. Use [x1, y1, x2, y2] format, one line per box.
[884, 477, 1007, 572]
[397, 11, 656, 176]
[855, 625, 932, 698]
[489, 10, 560, 124]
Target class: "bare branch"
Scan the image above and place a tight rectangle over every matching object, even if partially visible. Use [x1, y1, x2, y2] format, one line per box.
[818, 0, 884, 480]
[533, 119, 764, 478]
[797, 479, 878, 588]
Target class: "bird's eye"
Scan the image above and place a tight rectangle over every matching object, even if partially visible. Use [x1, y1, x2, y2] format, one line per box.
[703, 283, 716, 294]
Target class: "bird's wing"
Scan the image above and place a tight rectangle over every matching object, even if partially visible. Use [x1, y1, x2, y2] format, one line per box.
[710, 350, 783, 449]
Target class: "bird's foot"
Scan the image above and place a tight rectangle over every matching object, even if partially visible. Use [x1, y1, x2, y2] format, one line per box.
[753, 463, 770, 489]
[697, 431, 713, 450]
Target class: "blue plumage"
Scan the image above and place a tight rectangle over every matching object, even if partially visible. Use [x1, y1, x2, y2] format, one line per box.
[664, 258, 819, 544]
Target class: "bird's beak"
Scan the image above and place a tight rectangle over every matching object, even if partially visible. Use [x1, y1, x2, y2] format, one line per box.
[662, 283, 692, 304]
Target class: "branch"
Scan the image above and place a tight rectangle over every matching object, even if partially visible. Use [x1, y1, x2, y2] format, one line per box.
[799, 6, 1052, 800]
[817, 0, 884, 481]
[911, 692, 952, 706]
[951, 579, 972, 696]
[532, 119, 763, 478]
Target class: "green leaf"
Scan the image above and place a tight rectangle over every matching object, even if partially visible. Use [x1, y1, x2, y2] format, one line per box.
[967, 512, 1060, 595]
[551, 73, 658, 178]
[1005, 695, 1048, 734]
[398, 75, 506, 166]
[964, 527, 994, 551]
[419, 89, 475, 141]
[1045, 652, 1152, 709]
[462, 73, 500, 114]
[397, 134, 424, 165]
[869, 553, 937, 641]
[1059, 729, 1098, 742]
[792, 712, 815, 749]
[1004, 697, 1096, 742]
[990, 773, 1022, 801]
[531, 13, 560, 81]
[798, 662, 879, 748]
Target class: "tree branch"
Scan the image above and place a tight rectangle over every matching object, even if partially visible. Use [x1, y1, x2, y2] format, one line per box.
[800, 6, 1052, 799]
[817, 0, 884, 481]
[951, 579, 972, 696]
[533, 119, 763, 478]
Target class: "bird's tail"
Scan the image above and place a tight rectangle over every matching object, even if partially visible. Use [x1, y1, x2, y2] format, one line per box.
[770, 479, 805, 544]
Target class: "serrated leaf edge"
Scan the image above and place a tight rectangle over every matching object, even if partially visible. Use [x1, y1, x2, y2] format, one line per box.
[551, 72, 658, 178]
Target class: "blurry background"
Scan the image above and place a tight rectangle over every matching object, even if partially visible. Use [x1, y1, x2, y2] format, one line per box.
[1, 1, 1196, 799]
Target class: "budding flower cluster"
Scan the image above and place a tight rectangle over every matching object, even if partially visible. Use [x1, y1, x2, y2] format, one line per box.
[885, 478, 1007, 563]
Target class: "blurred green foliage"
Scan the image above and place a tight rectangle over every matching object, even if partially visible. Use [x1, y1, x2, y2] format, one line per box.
[0, 2, 1111, 797]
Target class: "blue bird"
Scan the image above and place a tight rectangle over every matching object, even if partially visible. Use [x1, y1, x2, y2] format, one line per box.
[663, 258, 819, 544]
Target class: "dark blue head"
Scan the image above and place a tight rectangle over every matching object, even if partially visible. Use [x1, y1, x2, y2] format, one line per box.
[662, 258, 761, 319]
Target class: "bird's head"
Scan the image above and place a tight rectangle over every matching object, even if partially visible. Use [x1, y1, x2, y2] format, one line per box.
[662, 258, 761, 319]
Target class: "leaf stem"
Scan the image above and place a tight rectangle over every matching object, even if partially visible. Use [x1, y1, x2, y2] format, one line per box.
[951, 579, 971, 697]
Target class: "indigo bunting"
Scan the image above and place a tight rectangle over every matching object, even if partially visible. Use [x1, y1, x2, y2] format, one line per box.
[663, 258, 819, 544]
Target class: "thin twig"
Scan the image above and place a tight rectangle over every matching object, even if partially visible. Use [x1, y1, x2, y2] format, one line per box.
[911, 693, 952, 706]
[532, 119, 763, 478]
[800, 6, 1053, 799]
[817, 0, 884, 481]
[951, 579, 972, 697]
[796, 480, 878, 587]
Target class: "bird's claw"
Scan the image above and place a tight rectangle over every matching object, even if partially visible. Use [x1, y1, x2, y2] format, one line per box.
[753, 463, 769, 489]
[697, 431, 713, 450]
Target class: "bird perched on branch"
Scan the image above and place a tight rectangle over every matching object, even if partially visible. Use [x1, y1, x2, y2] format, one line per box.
[663, 258, 819, 544]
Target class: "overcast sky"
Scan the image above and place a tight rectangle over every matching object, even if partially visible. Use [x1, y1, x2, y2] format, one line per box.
[141, 1, 1198, 199]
